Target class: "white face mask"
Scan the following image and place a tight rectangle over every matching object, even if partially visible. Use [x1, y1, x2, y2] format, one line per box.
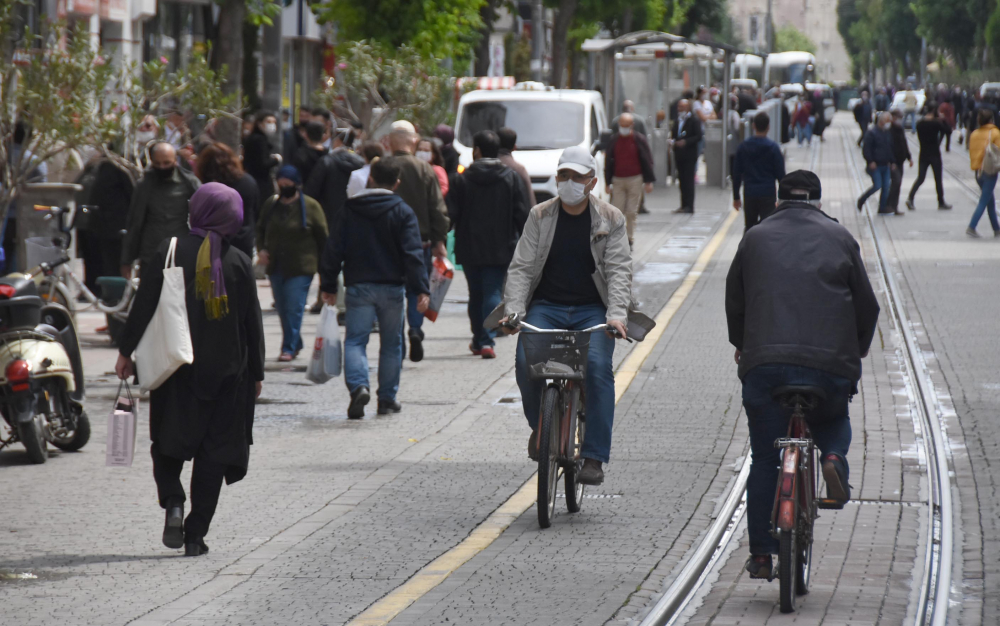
[619, 126, 632, 136]
[881, 122, 892, 130]
[557, 179, 589, 206]
[136, 130, 156, 145]
[415, 150, 433, 163]
[263, 122, 277, 135]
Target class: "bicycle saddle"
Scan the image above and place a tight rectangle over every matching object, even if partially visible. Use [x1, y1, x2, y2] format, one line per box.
[772, 385, 827, 409]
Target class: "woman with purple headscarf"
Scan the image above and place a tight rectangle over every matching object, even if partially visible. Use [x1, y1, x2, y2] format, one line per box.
[116, 182, 266, 557]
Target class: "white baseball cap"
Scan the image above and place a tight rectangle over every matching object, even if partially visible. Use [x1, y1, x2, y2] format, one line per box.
[557, 145, 597, 176]
[390, 120, 416, 134]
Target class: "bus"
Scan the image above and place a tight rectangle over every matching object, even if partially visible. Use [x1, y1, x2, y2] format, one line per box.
[763, 52, 816, 87]
[731, 54, 764, 84]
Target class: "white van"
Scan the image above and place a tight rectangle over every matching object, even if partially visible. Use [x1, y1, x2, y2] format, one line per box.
[454, 84, 609, 203]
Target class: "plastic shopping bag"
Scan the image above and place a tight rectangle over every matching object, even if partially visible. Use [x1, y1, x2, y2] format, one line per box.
[106, 381, 139, 467]
[423, 257, 454, 322]
[306, 305, 342, 384]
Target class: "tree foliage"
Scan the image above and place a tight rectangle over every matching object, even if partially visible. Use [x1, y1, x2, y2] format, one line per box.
[316, 0, 486, 63]
[774, 24, 816, 54]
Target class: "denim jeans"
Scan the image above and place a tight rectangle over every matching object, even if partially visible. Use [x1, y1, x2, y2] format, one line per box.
[404, 246, 433, 337]
[515, 301, 615, 464]
[970, 172, 1000, 232]
[270, 271, 312, 355]
[742, 364, 854, 555]
[796, 121, 813, 145]
[344, 283, 405, 401]
[859, 165, 892, 212]
[464, 264, 507, 349]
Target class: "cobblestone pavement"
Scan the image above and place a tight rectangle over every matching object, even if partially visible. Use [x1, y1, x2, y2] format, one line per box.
[0, 179, 736, 625]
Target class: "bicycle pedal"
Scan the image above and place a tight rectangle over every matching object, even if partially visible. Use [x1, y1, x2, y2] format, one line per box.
[817, 498, 846, 510]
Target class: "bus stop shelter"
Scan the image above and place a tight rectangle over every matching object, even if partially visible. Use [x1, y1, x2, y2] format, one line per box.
[582, 31, 739, 187]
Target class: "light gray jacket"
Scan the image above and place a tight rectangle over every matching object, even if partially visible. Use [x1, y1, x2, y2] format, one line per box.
[502, 194, 633, 324]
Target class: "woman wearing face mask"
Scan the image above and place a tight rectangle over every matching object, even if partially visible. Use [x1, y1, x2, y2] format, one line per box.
[416, 138, 449, 196]
[256, 165, 329, 361]
[243, 110, 281, 203]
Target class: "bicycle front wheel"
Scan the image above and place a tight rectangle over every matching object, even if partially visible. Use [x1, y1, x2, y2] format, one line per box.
[565, 387, 585, 513]
[537, 386, 561, 529]
[779, 529, 798, 613]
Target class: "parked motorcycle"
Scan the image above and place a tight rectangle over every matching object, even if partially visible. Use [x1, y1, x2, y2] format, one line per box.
[0, 256, 90, 463]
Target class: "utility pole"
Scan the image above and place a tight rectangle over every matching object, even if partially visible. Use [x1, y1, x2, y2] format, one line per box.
[262, 10, 283, 152]
[532, 0, 544, 82]
[920, 37, 927, 88]
[765, 0, 773, 55]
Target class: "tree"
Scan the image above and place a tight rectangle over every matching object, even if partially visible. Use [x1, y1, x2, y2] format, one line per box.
[548, 0, 580, 88]
[672, 0, 727, 38]
[473, 0, 505, 76]
[774, 24, 816, 54]
[911, 0, 977, 71]
[316, 0, 486, 64]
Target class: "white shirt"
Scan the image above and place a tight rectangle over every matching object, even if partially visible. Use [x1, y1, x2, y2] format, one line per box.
[693, 99, 715, 121]
[347, 164, 372, 198]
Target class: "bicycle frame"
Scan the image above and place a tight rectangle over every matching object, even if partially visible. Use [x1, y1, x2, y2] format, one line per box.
[44, 264, 135, 316]
[771, 411, 817, 536]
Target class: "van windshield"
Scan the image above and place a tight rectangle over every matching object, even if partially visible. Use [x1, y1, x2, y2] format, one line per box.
[458, 100, 586, 150]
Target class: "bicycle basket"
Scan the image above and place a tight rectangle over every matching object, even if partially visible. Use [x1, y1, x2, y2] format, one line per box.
[521, 332, 591, 381]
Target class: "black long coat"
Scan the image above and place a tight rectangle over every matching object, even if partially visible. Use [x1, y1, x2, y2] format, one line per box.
[119, 234, 265, 483]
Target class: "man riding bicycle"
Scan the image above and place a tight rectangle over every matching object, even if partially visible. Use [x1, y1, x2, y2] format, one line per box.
[499, 146, 632, 486]
[725, 170, 880, 579]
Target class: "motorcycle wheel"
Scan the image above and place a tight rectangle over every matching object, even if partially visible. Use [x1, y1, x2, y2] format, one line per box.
[51, 409, 91, 452]
[19, 416, 48, 464]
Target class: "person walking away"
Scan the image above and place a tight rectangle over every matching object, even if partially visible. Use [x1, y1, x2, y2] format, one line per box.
[966, 108, 1000, 237]
[416, 138, 450, 197]
[497, 127, 537, 207]
[903, 89, 919, 132]
[605, 113, 655, 246]
[874, 88, 890, 115]
[811, 89, 827, 141]
[435, 124, 460, 175]
[611, 100, 648, 136]
[938, 98, 955, 152]
[86, 156, 134, 293]
[256, 165, 328, 360]
[726, 169, 880, 579]
[498, 146, 633, 486]
[291, 122, 329, 184]
[347, 142, 385, 199]
[121, 142, 200, 278]
[793, 99, 813, 146]
[115, 183, 265, 557]
[886, 110, 913, 213]
[243, 111, 280, 203]
[670, 100, 703, 214]
[319, 159, 430, 418]
[196, 142, 260, 258]
[856, 113, 897, 215]
[386, 120, 451, 362]
[448, 130, 530, 359]
[907, 106, 952, 211]
[732, 112, 786, 231]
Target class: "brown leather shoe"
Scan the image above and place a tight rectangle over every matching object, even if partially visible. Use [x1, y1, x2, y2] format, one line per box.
[576, 458, 604, 485]
[746, 554, 773, 579]
[528, 430, 539, 461]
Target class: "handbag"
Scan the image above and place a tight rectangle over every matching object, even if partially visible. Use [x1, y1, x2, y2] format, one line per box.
[134, 237, 194, 391]
[105, 381, 139, 467]
[982, 129, 1000, 176]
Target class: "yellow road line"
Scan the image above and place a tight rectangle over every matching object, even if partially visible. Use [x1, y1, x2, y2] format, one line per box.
[346, 208, 740, 626]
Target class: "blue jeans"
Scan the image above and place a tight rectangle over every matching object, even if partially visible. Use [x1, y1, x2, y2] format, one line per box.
[742, 364, 854, 556]
[344, 283, 405, 401]
[270, 271, 312, 355]
[464, 264, 506, 349]
[515, 301, 615, 464]
[796, 121, 813, 145]
[859, 165, 892, 212]
[970, 172, 1000, 232]
[404, 246, 433, 337]
[904, 110, 917, 132]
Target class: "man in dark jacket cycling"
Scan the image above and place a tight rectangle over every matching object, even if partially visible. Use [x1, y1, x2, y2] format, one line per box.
[725, 170, 880, 580]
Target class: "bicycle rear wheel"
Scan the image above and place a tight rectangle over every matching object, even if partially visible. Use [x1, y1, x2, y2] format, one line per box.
[779, 529, 798, 613]
[564, 388, 585, 513]
[537, 386, 561, 529]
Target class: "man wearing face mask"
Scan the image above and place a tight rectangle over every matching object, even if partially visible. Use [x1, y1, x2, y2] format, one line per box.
[604, 113, 655, 247]
[243, 111, 281, 202]
[857, 112, 898, 215]
[121, 142, 201, 278]
[671, 99, 703, 214]
[498, 146, 635, 487]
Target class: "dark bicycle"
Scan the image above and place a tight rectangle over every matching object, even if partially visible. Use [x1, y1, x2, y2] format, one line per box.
[507, 314, 624, 528]
[770, 385, 845, 613]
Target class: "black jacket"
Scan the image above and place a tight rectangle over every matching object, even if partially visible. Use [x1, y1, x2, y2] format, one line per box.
[227, 172, 260, 259]
[303, 148, 365, 227]
[243, 129, 278, 200]
[291, 144, 328, 184]
[604, 132, 656, 184]
[725, 201, 880, 384]
[853, 100, 872, 126]
[88, 160, 134, 239]
[447, 158, 530, 266]
[862, 127, 894, 166]
[890, 124, 911, 165]
[732, 136, 785, 200]
[319, 190, 430, 295]
[670, 115, 703, 159]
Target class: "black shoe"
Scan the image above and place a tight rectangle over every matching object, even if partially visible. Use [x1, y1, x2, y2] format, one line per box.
[528, 430, 539, 461]
[408, 329, 424, 362]
[905, 198, 915, 211]
[672, 207, 693, 214]
[576, 458, 604, 485]
[309, 301, 323, 315]
[348, 386, 370, 419]
[856, 197, 865, 211]
[938, 202, 952, 210]
[377, 399, 402, 415]
[746, 554, 773, 579]
[638, 204, 650, 215]
[184, 538, 209, 557]
[822, 453, 851, 503]
[163, 500, 184, 549]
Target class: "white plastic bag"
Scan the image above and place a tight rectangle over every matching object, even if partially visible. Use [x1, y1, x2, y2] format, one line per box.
[423, 257, 454, 322]
[307, 305, 341, 384]
[134, 238, 194, 391]
[106, 381, 138, 467]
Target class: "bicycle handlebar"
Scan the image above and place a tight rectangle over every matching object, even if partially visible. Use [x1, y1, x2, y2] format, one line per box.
[504, 313, 629, 340]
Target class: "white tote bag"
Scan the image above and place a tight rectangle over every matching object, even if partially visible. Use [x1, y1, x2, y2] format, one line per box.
[134, 238, 194, 391]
